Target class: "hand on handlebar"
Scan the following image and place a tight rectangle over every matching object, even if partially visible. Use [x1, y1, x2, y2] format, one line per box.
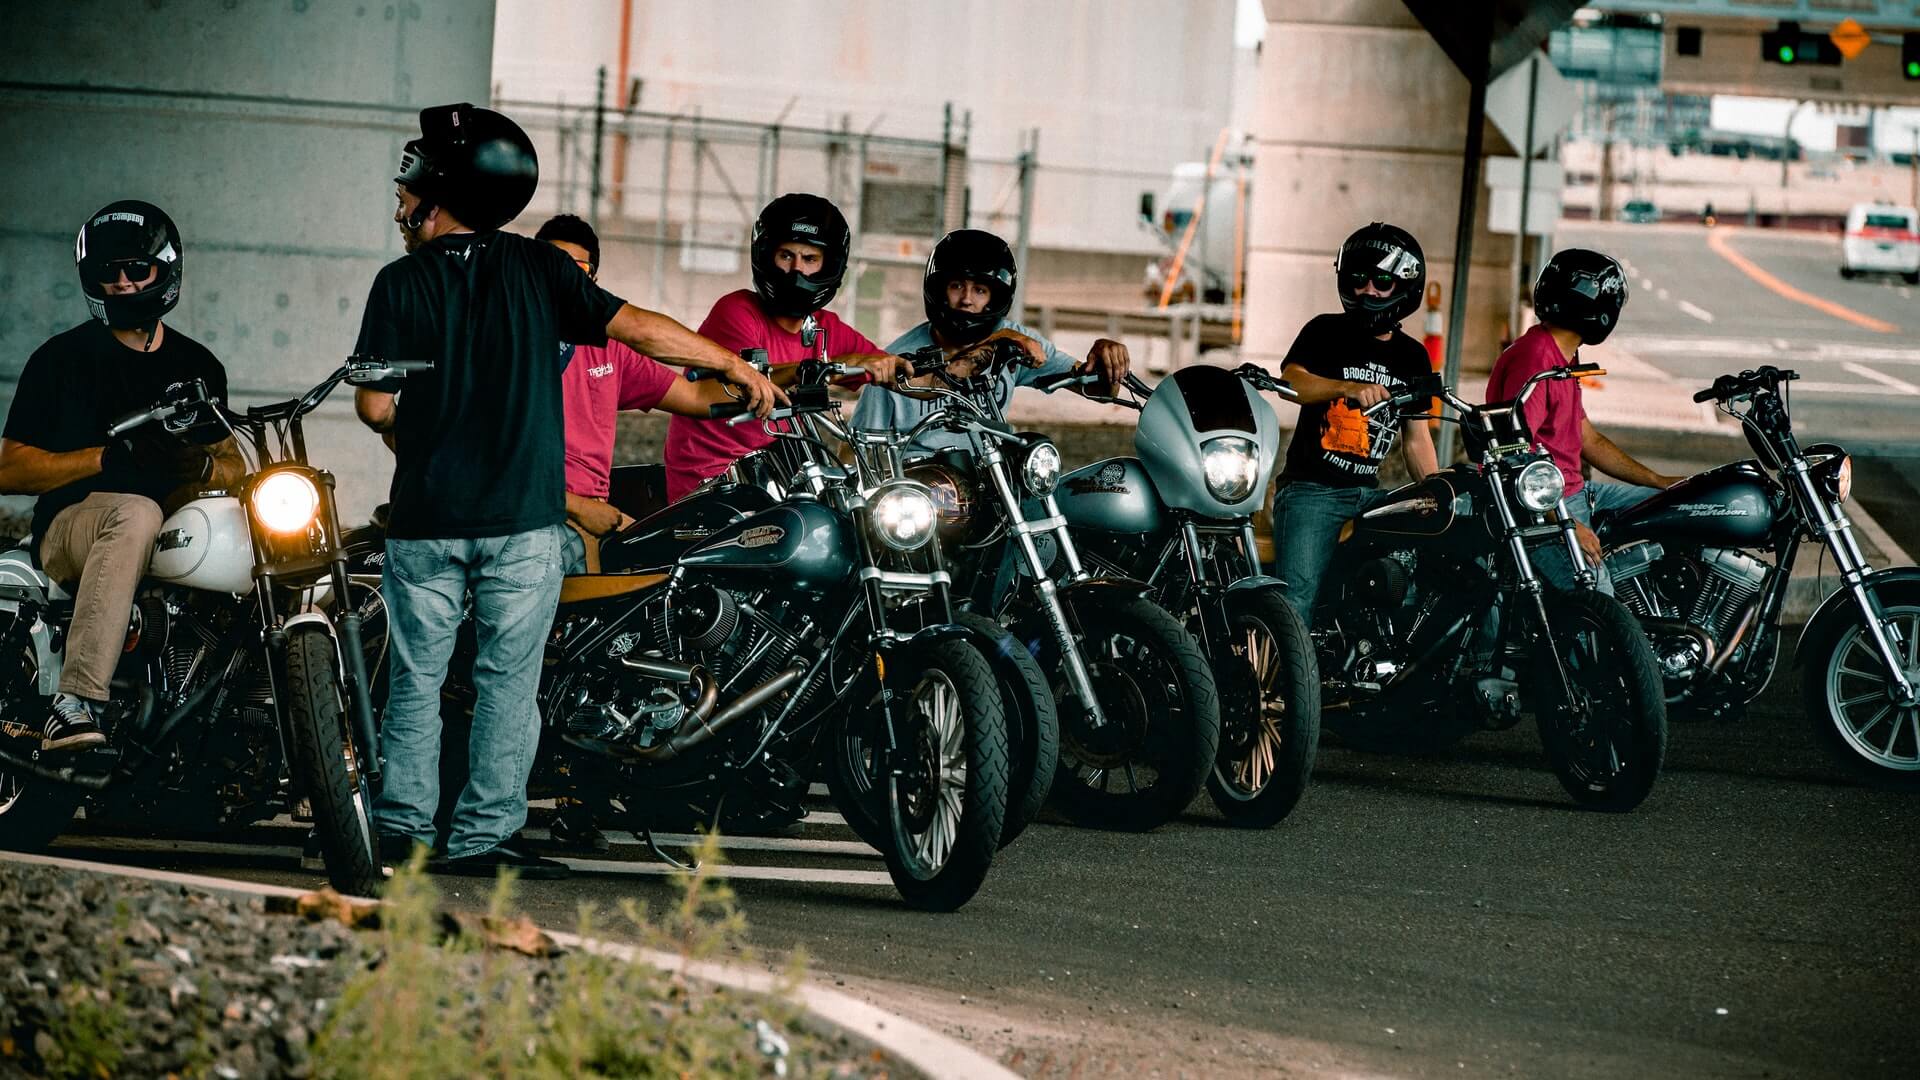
[1083, 338, 1130, 387]
[725, 357, 784, 417]
[849, 352, 916, 386]
[1343, 381, 1393, 409]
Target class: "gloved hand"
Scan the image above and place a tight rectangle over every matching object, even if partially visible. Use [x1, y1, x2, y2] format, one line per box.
[100, 428, 213, 489]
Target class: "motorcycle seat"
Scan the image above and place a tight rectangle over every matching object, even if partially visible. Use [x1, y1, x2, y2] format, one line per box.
[558, 572, 669, 605]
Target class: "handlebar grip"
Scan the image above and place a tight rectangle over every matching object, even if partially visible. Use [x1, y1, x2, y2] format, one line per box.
[1033, 371, 1097, 393]
[706, 401, 751, 419]
[686, 366, 722, 382]
[1692, 386, 1718, 404]
[106, 407, 156, 439]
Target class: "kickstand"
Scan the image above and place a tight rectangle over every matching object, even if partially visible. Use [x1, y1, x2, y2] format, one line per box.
[637, 826, 700, 873]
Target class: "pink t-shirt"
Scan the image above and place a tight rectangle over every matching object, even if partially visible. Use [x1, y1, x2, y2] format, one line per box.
[1486, 324, 1587, 495]
[562, 340, 677, 499]
[662, 289, 880, 500]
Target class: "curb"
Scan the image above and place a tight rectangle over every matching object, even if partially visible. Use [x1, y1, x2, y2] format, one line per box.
[0, 850, 1018, 1080]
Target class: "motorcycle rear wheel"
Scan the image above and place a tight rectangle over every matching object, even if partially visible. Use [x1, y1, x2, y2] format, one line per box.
[1205, 586, 1321, 828]
[1048, 593, 1219, 832]
[0, 645, 82, 853]
[284, 625, 384, 895]
[1531, 590, 1668, 812]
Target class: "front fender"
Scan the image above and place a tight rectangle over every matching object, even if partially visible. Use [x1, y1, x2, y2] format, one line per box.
[1225, 574, 1287, 595]
[1055, 575, 1154, 604]
[281, 611, 345, 672]
[1798, 566, 1920, 666]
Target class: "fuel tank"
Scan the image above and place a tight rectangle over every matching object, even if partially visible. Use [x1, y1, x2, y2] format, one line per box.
[1597, 460, 1778, 548]
[1340, 469, 1492, 557]
[1054, 457, 1166, 538]
[676, 500, 854, 593]
[600, 482, 774, 573]
[149, 496, 255, 594]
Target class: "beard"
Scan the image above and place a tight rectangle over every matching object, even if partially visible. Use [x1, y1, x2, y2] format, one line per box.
[400, 223, 425, 253]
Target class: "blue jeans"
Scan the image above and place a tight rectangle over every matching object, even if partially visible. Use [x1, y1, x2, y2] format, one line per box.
[1269, 482, 1389, 630]
[560, 526, 588, 576]
[374, 524, 566, 858]
[1529, 481, 1662, 595]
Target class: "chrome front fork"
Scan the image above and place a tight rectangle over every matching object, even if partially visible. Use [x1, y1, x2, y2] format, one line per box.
[1789, 461, 1917, 703]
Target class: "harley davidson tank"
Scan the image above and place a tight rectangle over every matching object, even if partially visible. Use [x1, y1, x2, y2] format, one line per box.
[601, 482, 775, 573]
[676, 501, 854, 593]
[1053, 457, 1166, 538]
[149, 496, 254, 594]
[1596, 461, 1778, 548]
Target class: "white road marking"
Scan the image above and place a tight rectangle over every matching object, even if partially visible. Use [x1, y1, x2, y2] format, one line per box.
[1839, 362, 1920, 395]
[1772, 338, 1793, 351]
[1677, 301, 1715, 323]
[1640, 277, 1655, 291]
[1657, 288, 1671, 301]
[646, 832, 879, 858]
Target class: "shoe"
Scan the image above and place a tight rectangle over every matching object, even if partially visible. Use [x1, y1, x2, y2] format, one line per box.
[41, 695, 106, 752]
[427, 843, 572, 880]
[546, 806, 611, 855]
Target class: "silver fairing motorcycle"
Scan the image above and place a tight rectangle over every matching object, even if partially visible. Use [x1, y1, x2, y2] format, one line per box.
[1598, 365, 1920, 787]
[0, 359, 412, 895]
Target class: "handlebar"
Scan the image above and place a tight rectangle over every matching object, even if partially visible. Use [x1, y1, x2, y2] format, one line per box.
[1229, 363, 1299, 401]
[1694, 365, 1798, 404]
[685, 347, 770, 382]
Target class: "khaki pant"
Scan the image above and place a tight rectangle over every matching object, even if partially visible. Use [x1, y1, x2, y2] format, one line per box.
[40, 492, 164, 701]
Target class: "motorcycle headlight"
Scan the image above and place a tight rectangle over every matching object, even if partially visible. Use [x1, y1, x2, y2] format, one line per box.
[1201, 436, 1260, 503]
[1810, 451, 1853, 503]
[1514, 459, 1567, 513]
[869, 482, 938, 552]
[252, 470, 322, 534]
[1021, 439, 1062, 497]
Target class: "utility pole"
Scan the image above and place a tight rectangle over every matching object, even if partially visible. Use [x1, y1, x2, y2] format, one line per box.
[1781, 99, 1807, 190]
[1597, 102, 1617, 222]
[589, 65, 607, 229]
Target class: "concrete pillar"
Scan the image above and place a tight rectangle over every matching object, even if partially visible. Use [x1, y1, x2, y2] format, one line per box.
[1242, 0, 1515, 383]
[1, 1, 497, 524]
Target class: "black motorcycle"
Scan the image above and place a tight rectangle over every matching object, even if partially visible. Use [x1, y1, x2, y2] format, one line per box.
[1598, 365, 1920, 787]
[1312, 364, 1669, 812]
[0, 358, 411, 894]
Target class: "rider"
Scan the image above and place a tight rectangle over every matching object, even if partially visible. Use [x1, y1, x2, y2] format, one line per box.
[352, 103, 776, 879]
[0, 202, 244, 752]
[662, 193, 910, 500]
[848, 228, 1129, 448]
[1267, 223, 1441, 628]
[1486, 248, 1682, 592]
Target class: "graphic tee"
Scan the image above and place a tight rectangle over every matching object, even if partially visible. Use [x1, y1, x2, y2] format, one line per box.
[1278, 313, 1432, 487]
[847, 318, 1078, 453]
[354, 230, 625, 540]
[1486, 324, 1587, 496]
[5, 320, 229, 548]
[561, 341, 677, 499]
[662, 289, 881, 500]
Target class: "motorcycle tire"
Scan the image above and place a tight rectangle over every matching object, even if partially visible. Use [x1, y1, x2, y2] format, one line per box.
[1530, 589, 1668, 812]
[0, 645, 84, 853]
[869, 637, 1009, 912]
[1047, 592, 1220, 832]
[1205, 586, 1321, 828]
[1799, 580, 1920, 791]
[284, 625, 384, 895]
[956, 611, 1058, 848]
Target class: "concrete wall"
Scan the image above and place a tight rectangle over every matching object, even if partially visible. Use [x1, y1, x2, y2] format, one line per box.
[1, 0, 498, 524]
[1241, 0, 1515, 375]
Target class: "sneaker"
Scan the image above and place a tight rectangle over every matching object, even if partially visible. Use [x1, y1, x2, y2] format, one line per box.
[41, 694, 106, 752]
[546, 805, 611, 855]
[427, 842, 571, 880]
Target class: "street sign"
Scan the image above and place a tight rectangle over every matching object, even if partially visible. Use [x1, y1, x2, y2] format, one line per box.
[1831, 18, 1872, 61]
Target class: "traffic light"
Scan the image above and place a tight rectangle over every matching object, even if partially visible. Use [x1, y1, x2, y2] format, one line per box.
[1761, 21, 1842, 65]
[1904, 31, 1919, 79]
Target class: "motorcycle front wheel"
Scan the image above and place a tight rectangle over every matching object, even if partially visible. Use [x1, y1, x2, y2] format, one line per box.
[955, 611, 1057, 848]
[1205, 586, 1321, 828]
[1047, 592, 1220, 832]
[1801, 582, 1920, 790]
[284, 625, 384, 895]
[1529, 590, 1668, 812]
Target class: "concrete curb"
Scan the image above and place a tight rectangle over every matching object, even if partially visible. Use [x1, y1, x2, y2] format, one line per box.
[0, 850, 1017, 1080]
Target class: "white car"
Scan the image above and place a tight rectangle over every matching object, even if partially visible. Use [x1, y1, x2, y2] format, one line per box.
[1840, 202, 1920, 284]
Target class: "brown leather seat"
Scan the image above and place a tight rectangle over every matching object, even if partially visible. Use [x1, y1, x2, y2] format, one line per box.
[557, 572, 668, 605]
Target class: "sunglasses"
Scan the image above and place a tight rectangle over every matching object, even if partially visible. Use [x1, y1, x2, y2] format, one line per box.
[1342, 270, 1400, 292]
[87, 258, 161, 286]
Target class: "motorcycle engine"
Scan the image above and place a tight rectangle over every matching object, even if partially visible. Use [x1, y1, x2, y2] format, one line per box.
[1608, 542, 1770, 683]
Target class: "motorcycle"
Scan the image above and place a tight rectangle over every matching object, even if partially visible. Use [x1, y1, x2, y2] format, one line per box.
[1308, 363, 1669, 811]
[853, 343, 1223, 833]
[1598, 365, 1920, 787]
[0, 358, 411, 894]
[1007, 362, 1321, 828]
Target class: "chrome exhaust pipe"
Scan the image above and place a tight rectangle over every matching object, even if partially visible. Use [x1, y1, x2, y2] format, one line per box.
[618, 661, 808, 763]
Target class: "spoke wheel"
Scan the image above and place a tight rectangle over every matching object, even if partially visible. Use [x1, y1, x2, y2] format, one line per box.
[1807, 596, 1920, 789]
[1206, 586, 1320, 828]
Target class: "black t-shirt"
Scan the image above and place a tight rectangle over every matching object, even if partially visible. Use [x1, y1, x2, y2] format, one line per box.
[354, 231, 626, 540]
[1279, 313, 1432, 488]
[4, 320, 228, 547]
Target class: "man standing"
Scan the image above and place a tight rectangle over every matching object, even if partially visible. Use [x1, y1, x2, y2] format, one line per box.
[353, 104, 775, 878]
[0, 201, 244, 751]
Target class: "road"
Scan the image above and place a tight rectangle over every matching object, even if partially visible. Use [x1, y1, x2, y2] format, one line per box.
[29, 222, 1920, 1079]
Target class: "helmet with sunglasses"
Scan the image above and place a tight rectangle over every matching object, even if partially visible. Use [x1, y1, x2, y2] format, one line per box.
[923, 229, 1017, 347]
[1334, 222, 1425, 334]
[75, 200, 184, 331]
[749, 193, 851, 318]
[395, 102, 539, 232]
[1532, 248, 1629, 345]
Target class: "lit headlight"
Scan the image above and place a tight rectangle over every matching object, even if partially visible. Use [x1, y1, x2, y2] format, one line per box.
[1514, 459, 1567, 512]
[1021, 440, 1062, 496]
[1201, 436, 1260, 503]
[252, 471, 322, 534]
[869, 482, 938, 552]
[1811, 451, 1853, 502]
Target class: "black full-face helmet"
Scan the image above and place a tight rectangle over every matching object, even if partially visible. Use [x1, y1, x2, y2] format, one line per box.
[924, 229, 1017, 347]
[1335, 222, 1425, 334]
[395, 103, 540, 232]
[1533, 248, 1629, 344]
[749, 193, 851, 318]
[75, 200, 183, 331]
